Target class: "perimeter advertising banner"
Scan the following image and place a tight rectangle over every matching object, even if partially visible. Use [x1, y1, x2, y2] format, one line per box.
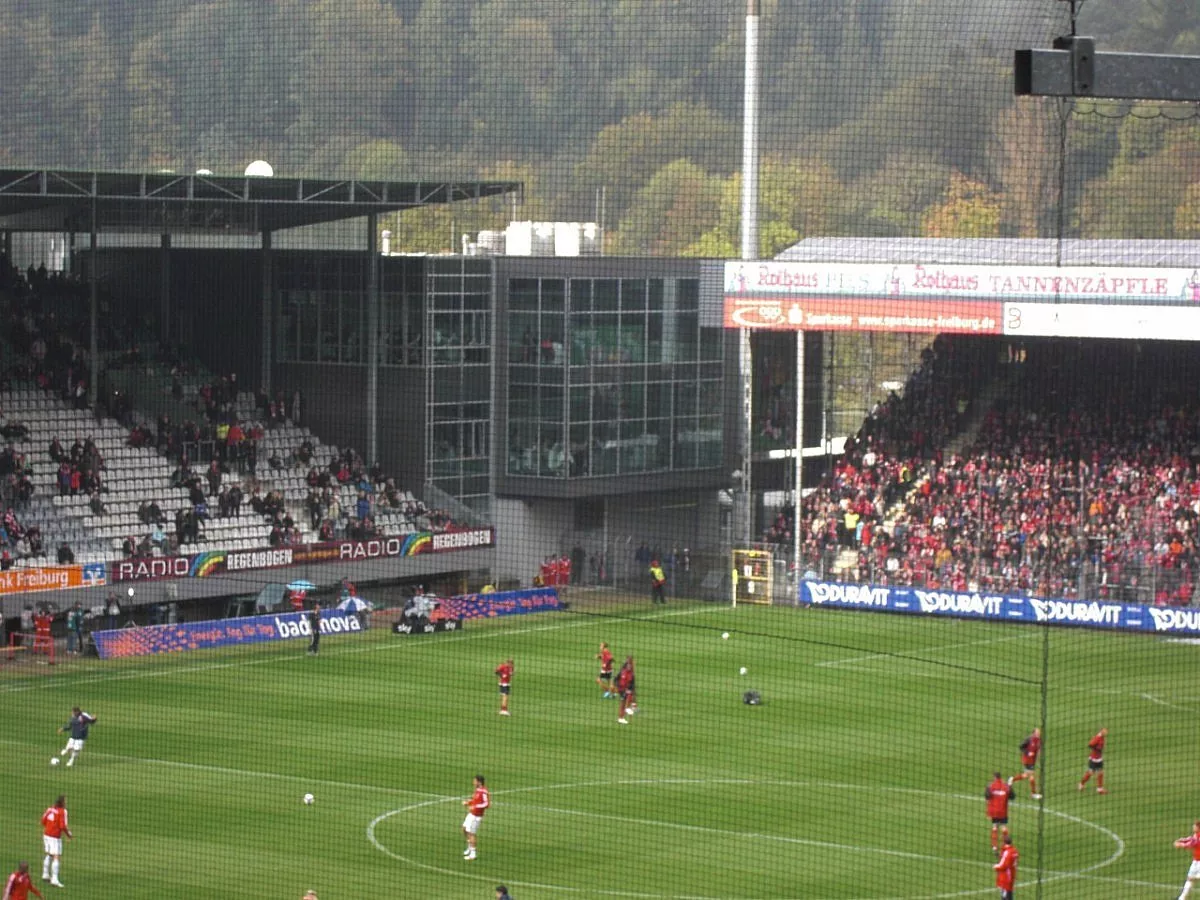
[801, 580, 1200, 637]
[92, 608, 365, 659]
[439, 587, 562, 620]
[110, 527, 497, 583]
[723, 261, 1200, 340]
[0, 563, 106, 595]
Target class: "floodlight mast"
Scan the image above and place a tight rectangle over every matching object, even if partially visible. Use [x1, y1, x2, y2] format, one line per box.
[737, 0, 758, 553]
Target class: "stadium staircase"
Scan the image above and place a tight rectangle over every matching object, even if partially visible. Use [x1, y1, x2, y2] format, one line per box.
[828, 368, 1014, 580]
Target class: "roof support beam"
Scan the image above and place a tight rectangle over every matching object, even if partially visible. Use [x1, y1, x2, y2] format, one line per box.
[1015, 40, 1200, 101]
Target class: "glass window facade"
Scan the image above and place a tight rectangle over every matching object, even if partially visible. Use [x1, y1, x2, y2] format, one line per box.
[427, 259, 493, 511]
[276, 255, 426, 367]
[507, 275, 722, 479]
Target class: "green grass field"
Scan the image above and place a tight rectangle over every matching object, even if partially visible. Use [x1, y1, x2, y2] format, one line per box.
[1, 595, 1196, 899]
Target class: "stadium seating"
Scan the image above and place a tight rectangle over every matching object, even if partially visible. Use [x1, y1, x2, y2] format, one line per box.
[777, 337, 1200, 607]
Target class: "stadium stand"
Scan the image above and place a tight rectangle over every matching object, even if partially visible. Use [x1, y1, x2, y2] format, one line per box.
[779, 336, 1200, 606]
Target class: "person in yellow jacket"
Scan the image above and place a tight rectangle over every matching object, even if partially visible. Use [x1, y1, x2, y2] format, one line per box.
[649, 560, 666, 604]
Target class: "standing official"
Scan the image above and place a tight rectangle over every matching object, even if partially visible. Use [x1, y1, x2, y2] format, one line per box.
[649, 560, 666, 604]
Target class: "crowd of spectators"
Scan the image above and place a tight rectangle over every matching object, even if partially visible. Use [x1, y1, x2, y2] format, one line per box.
[772, 337, 1200, 606]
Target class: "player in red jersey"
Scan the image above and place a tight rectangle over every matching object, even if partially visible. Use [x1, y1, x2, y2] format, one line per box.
[3, 862, 43, 900]
[986, 771, 1015, 855]
[40, 796, 71, 888]
[1174, 820, 1200, 899]
[461, 775, 490, 861]
[1010, 727, 1042, 800]
[596, 642, 615, 698]
[615, 656, 636, 724]
[495, 659, 513, 716]
[993, 835, 1018, 899]
[1077, 727, 1108, 794]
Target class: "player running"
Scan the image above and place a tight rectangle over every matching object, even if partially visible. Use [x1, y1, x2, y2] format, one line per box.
[495, 659, 513, 716]
[1173, 820, 1200, 899]
[596, 642, 615, 697]
[1009, 727, 1042, 800]
[461, 775, 490, 861]
[1077, 727, 1108, 794]
[993, 835, 1018, 899]
[40, 796, 71, 888]
[3, 862, 43, 900]
[57, 708, 96, 767]
[616, 656, 636, 725]
[986, 771, 1014, 855]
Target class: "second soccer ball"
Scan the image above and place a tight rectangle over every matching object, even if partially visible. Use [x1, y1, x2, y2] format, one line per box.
[303, 793, 315, 805]
[739, 667, 748, 675]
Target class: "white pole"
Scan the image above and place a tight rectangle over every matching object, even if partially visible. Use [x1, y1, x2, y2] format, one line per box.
[793, 332, 805, 598]
[738, 0, 760, 548]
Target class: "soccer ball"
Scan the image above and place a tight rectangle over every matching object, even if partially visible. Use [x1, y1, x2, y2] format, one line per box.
[721, 632, 730, 640]
[303, 793, 315, 805]
[49, 757, 60, 766]
[739, 667, 748, 675]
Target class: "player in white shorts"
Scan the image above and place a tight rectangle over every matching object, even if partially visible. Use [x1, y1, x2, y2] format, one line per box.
[58, 707, 97, 767]
[460, 775, 490, 861]
[1175, 820, 1200, 899]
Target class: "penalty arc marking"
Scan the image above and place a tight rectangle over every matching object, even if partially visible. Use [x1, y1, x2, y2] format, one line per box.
[366, 777, 1133, 900]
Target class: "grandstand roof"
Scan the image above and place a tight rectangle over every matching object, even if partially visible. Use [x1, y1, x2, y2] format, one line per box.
[0, 169, 522, 234]
[778, 237, 1200, 267]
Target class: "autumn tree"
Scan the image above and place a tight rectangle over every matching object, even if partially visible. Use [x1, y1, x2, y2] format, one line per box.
[921, 171, 1002, 238]
[988, 100, 1061, 237]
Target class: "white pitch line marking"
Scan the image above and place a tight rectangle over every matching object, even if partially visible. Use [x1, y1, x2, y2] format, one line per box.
[367, 777, 1139, 900]
[0, 605, 708, 694]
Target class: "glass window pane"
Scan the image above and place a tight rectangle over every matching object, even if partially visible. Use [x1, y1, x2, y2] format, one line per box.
[594, 279, 618, 312]
[510, 278, 539, 310]
[570, 279, 592, 312]
[620, 279, 646, 310]
[677, 278, 699, 311]
[511, 312, 539, 363]
[646, 312, 663, 363]
[570, 386, 590, 422]
[674, 312, 698, 361]
[541, 279, 566, 312]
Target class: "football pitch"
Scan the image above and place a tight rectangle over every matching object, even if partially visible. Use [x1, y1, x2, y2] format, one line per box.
[1, 595, 1196, 899]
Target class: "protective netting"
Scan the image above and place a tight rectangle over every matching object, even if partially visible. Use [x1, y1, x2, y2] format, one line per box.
[1, 2, 1199, 898]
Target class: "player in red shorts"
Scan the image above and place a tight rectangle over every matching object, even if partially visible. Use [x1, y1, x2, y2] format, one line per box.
[615, 656, 636, 725]
[986, 771, 1014, 855]
[495, 659, 513, 716]
[1077, 727, 1108, 794]
[595, 642, 615, 698]
[1009, 727, 1042, 800]
[3, 862, 43, 900]
[1174, 820, 1200, 899]
[993, 835, 1018, 899]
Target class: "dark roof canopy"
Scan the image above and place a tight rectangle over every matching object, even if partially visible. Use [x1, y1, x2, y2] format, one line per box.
[0, 169, 522, 234]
